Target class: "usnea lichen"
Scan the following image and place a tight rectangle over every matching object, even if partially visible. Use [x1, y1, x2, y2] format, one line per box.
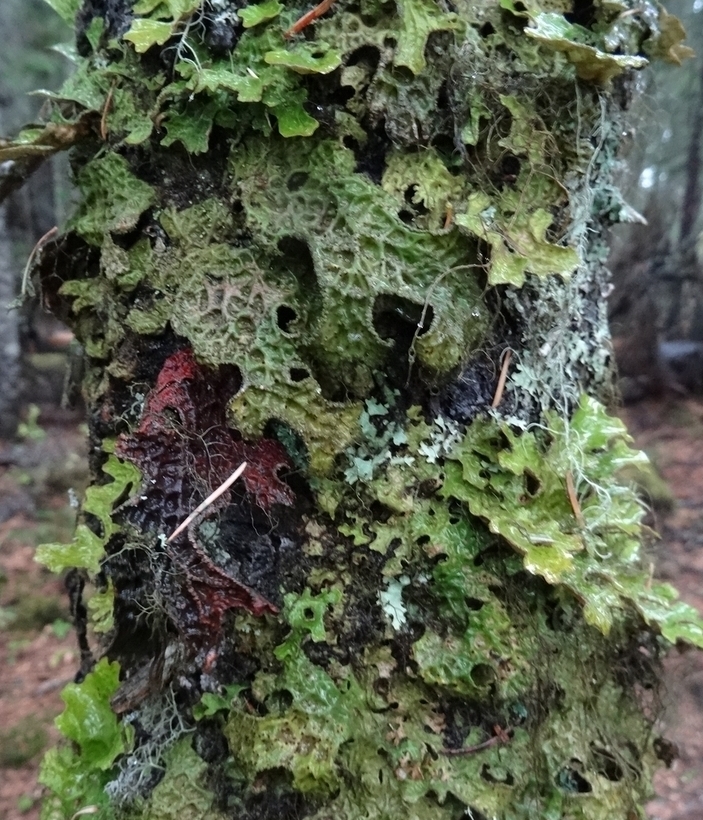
[16, 0, 702, 817]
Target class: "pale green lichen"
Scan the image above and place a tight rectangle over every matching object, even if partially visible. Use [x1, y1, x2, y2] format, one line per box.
[442, 395, 703, 643]
[70, 153, 157, 246]
[36, 453, 141, 574]
[39, 659, 128, 820]
[141, 740, 226, 820]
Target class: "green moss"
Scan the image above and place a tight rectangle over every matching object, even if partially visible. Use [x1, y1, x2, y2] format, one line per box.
[11, 595, 66, 631]
[0, 717, 49, 767]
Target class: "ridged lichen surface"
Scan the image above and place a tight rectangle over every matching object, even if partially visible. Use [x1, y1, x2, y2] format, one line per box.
[17, 0, 703, 817]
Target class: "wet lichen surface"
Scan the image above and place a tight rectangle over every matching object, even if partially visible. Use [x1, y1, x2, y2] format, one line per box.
[17, 0, 703, 817]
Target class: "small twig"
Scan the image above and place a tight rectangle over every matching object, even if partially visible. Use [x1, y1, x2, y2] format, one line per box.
[492, 723, 511, 744]
[167, 462, 247, 543]
[491, 348, 512, 408]
[21, 226, 58, 299]
[285, 0, 336, 38]
[71, 808, 99, 820]
[100, 82, 116, 141]
[34, 675, 74, 696]
[443, 203, 454, 230]
[441, 736, 500, 757]
[565, 469, 586, 528]
[441, 725, 513, 757]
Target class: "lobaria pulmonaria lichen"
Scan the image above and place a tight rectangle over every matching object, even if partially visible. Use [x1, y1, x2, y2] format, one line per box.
[5, 0, 699, 817]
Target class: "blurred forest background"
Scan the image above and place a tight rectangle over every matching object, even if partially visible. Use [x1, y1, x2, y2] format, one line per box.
[0, 0, 72, 438]
[1, 1, 703, 818]
[609, 0, 703, 398]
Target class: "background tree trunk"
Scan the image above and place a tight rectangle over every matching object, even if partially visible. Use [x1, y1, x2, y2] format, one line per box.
[0, 202, 21, 437]
[0, 0, 71, 432]
[17, 0, 703, 818]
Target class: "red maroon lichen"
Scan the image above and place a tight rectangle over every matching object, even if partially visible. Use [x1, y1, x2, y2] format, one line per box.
[117, 348, 294, 516]
[114, 348, 290, 635]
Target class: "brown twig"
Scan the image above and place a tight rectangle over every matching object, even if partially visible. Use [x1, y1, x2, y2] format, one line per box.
[441, 725, 513, 756]
[565, 469, 585, 528]
[491, 348, 512, 408]
[284, 0, 336, 38]
[100, 82, 116, 141]
[34, 675, 74, 696]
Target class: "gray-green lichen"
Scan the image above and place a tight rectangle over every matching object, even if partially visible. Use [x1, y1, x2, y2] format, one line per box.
[21, 0, 702, 817]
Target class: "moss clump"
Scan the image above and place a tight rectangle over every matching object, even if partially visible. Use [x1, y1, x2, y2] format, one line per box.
[11, 595, 66, 631]
[0, 717, 49, 767]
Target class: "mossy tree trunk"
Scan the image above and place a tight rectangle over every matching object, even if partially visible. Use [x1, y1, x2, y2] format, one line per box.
[15, 0, 703, 818]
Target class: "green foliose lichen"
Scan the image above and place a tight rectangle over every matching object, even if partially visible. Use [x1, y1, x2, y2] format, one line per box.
[222, 561, 662, 819]
[442, 395, 703, 644]
[70, 153, 157, 246]
[36, 453, 141, 574]
[39, 659, 129, 820]
[141, 740, 227, 820]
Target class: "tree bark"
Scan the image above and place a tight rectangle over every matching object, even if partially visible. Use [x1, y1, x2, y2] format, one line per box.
[23, 1, 703, 819]
[0, 202, 20, 437]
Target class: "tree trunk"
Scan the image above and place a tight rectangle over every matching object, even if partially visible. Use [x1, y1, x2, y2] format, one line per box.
[0, 202, 20, 437]
[24, 1, 703, 818]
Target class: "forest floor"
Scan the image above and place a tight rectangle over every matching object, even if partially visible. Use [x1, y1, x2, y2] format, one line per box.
[0, 400, 702, 820]
[623, 398, 703, 820]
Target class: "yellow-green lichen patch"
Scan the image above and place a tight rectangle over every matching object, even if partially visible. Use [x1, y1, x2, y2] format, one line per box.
[70, 153, 157, 246]
[221, 564, 661, 820]
[394, 0, 461, 74]
[172, 23, 324, 137]
[142, 740, 227, 820]
[231, 137, 489, 392]
[381, 147, 466, 231]
[39, 659, 129, 820]
[229, 317, 362, 476]
[238, 0, 283, 28]
[524, 12, 648, 83]
[442, 396, 703, 643]
[226, 648, 355, 795]
[36, 453, 140, 574]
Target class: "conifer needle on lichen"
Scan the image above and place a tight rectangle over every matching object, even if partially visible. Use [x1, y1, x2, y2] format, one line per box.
[166, 461, 247, 543]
